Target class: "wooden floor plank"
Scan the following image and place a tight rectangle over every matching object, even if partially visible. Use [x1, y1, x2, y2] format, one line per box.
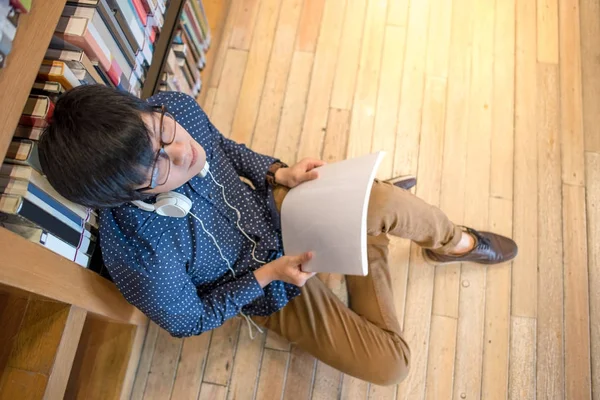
[434, 0, 472, 319]
[559, 0, 586, 186]
[340, 375, 369, 400]
[452, 0, 494, 396]
[273, 51, 314, 164]
[229, 0, 261, 50]
[512, 0, 538, 319]
[170, 333, 212, 400]
[230, 0, 282, 145]
[346, 0, 388, 161]
[508, 317, 536, 400]
[580, 0, 600, 152]
[199, 382, 227, 400]
[254, 349, 288, 400]
[251, 0, 303, 156]
[322, 108, 350, 164]
[586, 152, 600, 396]
[201, 87, 218, 116]
[563, 184, 592, 399]
[295, 0, 326, 53]
[481, 197, 512, 400]
[210, 49, 249, 137]
[371, 25, 406, 180]
[368, 383, 397, 399]
[143, 329, 182, 400]
[535, 62, 564, 400]
[282, 346, 316, 399]
[536, 0, 559, 63]
[264, 330, 291, 351]
[208, 0, 242, 88]
[386, 0, 409, 27]
[311, 361, 342, 400]
[226, 330, 266, 400]
[330, 0, 367, 110]
[490, 0, 515, 200]
[296, 0, 346, 160]
[392, 0, 431, 177]
[424, 315, 457, 400]
[203, 318, 241, 386]
[130, 323, 160, 400]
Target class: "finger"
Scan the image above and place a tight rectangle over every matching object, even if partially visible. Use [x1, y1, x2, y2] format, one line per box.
[297, 170, 319, 184]
[292, 251, 313, 265]
[303, 159, 326, 171]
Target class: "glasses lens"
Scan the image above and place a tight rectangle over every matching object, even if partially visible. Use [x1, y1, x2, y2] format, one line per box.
[162, 112, 176, 144]
[153, 152, 171, 187]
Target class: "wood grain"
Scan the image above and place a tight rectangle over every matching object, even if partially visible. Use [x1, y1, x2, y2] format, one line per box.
[0, 368, 47, 400]
[210, 49, 248, 137]
[226, 330, 265, 400]
[208, 0, 242, 88]
[264, 330, 291, 351]
[143, 329, 183, 400]
[203, 318, 241, 386]
[44, 306, 87, 400]
[296, 0, 346, 160]
[512, 0, 538, 318]
[535, 62, 564, 400]
[559, 0, 586, 186]
[0, 294, 28, 376]
[198, 382, 227, 400]
[330, 0, 367, 110]
[255, 349, 288, 400]
[508, 317, 536, 400]
[171, 333, 212, 400]
[0, 228, 146, 326]
[536, 0, 559, 63]
[119, 322, 148, 400]
[295, 0, 326, 53]
[371, 25, 405, 180]
[282, 346, 316, 399]
[340, 375, 369, 400]
[490, 0, 515, 200]
[580, 0, 600, 152]
[311, 361, 342, 400]
[392, 0, 431, 177]
[481, 197, 512, 400]
[386, 0, 410, 27]
[368, 383, 396, 399]
[251, 0, 303, 156]
[230, 0, 282, 145]
[229, 0, 261, 50]
[424, 315, 457, 400]
[322, 108, 350, 164]
[273, 51, 314, 163]
[586, 152, 600, 396]
[563, 184, 592, 399]
[130, 323, 160, 400]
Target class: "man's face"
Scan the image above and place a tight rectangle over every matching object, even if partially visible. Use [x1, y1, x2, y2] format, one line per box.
[139, 111, 207, 194]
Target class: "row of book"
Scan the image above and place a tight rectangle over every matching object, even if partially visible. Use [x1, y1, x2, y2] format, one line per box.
[0, 0, 30, 68]
[158, 0, 211, 96]
[0, 0, 166, 268]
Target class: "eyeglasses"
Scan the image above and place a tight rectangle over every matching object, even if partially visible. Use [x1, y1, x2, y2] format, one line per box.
[138, 105, 176, 191]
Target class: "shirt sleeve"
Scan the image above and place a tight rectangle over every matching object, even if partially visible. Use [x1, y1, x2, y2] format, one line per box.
[113, 253, 264, 338]
[216, 133, 278, 192]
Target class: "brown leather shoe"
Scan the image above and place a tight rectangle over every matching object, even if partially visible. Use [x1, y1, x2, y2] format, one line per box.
[387, 175, 417, 191]
[423, 227, 518, 265]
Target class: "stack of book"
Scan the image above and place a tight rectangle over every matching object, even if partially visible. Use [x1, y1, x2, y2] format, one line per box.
[158, 0, 210, 96]
[0, 0, 30, 68]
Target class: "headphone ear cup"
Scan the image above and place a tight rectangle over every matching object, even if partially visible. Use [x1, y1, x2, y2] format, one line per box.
[154, 192, 193, 217]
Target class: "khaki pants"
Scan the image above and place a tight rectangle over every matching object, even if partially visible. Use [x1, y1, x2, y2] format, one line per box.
[252, 180, 462, 386]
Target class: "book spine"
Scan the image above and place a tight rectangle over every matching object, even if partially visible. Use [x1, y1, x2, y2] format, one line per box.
[129, 0, 147, 26]
[113, 0, 145, 50]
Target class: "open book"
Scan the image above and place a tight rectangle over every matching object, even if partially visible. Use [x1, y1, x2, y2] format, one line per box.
[281, 152, 385, 276]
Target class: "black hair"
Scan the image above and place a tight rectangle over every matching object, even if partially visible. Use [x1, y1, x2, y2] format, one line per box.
[38, 85, 156, 209]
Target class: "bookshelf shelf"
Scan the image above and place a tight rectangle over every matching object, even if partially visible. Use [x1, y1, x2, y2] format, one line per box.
[0, 0, 67, 163]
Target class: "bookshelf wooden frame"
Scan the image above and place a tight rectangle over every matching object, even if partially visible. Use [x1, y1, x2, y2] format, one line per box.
[0, 0, 198, 398]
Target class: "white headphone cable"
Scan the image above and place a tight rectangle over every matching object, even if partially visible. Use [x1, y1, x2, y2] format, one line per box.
[189, 210, 237, 278]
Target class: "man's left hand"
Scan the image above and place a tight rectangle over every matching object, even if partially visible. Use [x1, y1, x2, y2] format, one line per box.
[275, 158, 326, 188]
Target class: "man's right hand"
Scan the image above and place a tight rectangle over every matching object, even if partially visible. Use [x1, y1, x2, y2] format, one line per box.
[253, 252, 316, 288]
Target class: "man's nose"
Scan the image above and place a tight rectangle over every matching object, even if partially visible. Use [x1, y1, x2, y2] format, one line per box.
[166, 141, 187, 166]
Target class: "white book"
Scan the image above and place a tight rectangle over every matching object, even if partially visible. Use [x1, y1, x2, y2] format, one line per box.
[281, 152, 385, 276]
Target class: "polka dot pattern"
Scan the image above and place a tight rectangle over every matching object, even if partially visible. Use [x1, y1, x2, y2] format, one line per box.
[98, 92, 300, 338]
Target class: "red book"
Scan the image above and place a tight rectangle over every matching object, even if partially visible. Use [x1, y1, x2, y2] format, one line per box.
[149, 27, 156, 44]
[138, 0, 152, 14]
[9, 0, 31, 13]
[107, 59, 122, 87]
[130, 0, 148, 26]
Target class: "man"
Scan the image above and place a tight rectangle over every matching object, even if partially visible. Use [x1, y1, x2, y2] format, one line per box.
[39, 85, 517, 385]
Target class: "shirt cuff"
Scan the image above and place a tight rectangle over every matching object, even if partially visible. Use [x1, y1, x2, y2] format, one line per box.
[236, 271, 265, 305]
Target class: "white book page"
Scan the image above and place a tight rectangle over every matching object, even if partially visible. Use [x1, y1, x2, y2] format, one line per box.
[281, 152, 385, 276]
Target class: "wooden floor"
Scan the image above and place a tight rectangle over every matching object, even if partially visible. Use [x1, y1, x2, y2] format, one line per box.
[131, 0, 600, 399]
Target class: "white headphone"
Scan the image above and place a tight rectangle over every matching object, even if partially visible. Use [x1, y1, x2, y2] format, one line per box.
[131, 161, 210, 218]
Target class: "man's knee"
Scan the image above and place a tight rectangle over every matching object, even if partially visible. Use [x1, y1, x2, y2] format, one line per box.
[370, 352, 410, 386]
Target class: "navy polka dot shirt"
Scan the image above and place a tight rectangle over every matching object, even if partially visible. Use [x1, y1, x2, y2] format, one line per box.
[98, 92, 300, 337]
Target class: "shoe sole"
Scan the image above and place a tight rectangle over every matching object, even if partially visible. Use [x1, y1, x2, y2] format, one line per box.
[421, 248, 518, 266]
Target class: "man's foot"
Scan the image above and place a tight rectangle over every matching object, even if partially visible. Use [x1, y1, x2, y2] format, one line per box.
[387, 175, 417, 191]
[423, 227, 518, 265]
